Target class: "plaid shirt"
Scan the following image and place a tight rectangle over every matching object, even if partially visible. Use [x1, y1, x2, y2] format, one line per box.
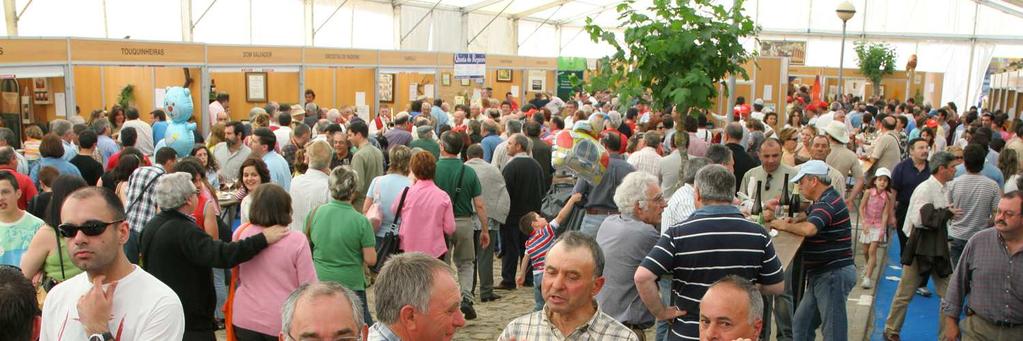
[126, 165, 166, 233]
[498, 303, 639, 341]
[941, 228, 1023, 324]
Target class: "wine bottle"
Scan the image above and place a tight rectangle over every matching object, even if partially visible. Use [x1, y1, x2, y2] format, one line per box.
[778, 173, 790, 219]
[789, 193, 801, 218]
[751, 180, 764, 225]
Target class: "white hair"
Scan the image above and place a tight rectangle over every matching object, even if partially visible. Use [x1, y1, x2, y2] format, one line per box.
[613, 171, 659, 214]
[281, 282, 365, 340]
[155, 172, 196, 210]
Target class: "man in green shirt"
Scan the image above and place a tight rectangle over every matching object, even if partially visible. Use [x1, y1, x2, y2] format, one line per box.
[348, 120, 384, 212]
[410, 125, 441, 159]
[0, 170, 44, 267]
[434, 131, 490, 320]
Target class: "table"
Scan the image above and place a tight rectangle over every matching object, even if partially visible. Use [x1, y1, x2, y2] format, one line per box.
[762, 229, 805, 341]
[217, 193, 240, 231]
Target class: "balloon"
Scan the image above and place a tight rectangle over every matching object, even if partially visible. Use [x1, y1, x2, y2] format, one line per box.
[160, 87, 197, 157]
[552, 129, 609, 184]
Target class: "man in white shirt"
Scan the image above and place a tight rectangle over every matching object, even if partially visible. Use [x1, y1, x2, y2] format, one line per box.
[41, 187, 184, 340]
[289, 140, 332, 233]
[274, 113, 294, 149]
[120, 108, 155, 156]
[750, 98, 766, 121]
[627, 132, 663, 180]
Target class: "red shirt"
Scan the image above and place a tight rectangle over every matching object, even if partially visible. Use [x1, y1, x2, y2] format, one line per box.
[105, 151, 152, 172]
[0, 167, 37, 210]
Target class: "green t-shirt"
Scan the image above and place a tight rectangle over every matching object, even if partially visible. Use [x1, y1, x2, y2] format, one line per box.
[434, 158, 482, 217]
[0, 212, 45, 267]
[308, 200, 376, 290]
[410, 139, 441, 159]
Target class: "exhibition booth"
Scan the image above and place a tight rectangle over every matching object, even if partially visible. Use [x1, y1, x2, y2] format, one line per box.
[988, 70, 1022, 114]
[0, 38, 72, 147]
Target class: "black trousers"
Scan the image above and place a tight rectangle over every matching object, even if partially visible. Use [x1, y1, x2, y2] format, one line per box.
[182, 330, 216, 341]
[233, 325, 277, 341]
[499, 221, 528, 287]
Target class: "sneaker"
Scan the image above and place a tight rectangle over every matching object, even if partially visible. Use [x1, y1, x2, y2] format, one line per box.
[916, 287, 932, 297]
[460, 302, 477, 320]
[861, 277, 873, 289]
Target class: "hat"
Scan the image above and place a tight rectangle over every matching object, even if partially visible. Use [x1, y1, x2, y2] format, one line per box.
[874, 167, 892, 179]
[754, 98, 765, 106]
[791, 160, 829, 183]
[289, 104, 305, 117]
[824, 121, 849, 144]
[925, 119, 938, 128]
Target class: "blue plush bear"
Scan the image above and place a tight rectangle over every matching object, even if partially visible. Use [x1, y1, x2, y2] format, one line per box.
[155, 86, 196, 157]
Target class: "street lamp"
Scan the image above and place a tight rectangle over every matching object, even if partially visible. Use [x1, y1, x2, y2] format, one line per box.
[836, 1, 856, 102]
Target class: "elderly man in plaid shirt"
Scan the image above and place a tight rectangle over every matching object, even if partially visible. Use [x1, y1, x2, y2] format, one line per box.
[123, 147, 178, 263]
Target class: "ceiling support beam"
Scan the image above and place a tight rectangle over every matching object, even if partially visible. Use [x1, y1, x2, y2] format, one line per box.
[554, 0, 625, 25]
[463, 0, 505, 13]
[761, 28, 1021, 44]
[467, 0, 515, 47]
[512, 0, 569, 19]
[975, 0, 1023, 20]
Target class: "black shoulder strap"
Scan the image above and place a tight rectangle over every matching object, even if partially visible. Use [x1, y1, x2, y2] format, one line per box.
[51, 225, 65, 279]
[127, 168, 164, 214]
[392, 187, 411, 231]
[452, 165, 466, 204]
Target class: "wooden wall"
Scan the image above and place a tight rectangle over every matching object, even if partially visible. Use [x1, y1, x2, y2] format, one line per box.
[73, 66, 202, 123]
[16, 77, 65, 123]
[210, 71, 299, 121]
[388, 71, 435, 113]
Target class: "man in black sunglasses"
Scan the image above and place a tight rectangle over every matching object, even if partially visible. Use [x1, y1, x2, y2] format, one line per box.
[41, 187, 186, 340]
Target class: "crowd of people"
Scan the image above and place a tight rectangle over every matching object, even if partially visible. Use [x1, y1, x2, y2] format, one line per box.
[1, 85, 1021, 341]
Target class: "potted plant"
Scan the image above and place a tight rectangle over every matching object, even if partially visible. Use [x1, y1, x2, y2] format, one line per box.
[854, 42, 897, 97]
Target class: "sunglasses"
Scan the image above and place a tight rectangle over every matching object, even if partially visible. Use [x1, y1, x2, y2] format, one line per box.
[57, 219, 124, 238]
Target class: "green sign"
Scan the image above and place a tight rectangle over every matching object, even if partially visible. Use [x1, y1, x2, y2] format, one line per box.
[557, 57, 587, 71]
[557, 70, 584, 101]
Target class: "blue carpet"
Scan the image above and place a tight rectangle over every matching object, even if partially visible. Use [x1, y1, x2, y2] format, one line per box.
[870, 241, 942, 340]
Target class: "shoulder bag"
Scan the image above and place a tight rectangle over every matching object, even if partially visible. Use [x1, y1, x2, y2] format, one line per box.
[373, 187, 409, 273]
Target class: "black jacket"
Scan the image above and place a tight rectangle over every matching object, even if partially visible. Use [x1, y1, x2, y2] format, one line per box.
[139, 209, 268, 332]
[503, 156, 545, 220]
[529, 136, 554, 194]
[900, 203, 954, 277]
[727, 143, 760, 192]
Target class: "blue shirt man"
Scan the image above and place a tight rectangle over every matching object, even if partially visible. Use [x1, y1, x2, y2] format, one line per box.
[250, 127, 292, 191]
[481, 133, 502, 163]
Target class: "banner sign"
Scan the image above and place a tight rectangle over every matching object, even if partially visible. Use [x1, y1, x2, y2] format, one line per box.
[454, 53, 486, 80]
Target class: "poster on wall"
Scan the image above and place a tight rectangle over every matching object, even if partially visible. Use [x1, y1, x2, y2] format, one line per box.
[454, 53, 486, 80]
[379, 73, 394, 103]
[760, 40, 806, 65]
[528, 70, 547, 92]
[844, 79, 865, 98]
[556, 71, 583, 100]
[33, 78, 50, 104]
[245, 72, 267, 103]
[20, 95, 31, 123]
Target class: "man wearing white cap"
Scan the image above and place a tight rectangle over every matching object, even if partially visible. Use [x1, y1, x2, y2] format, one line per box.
[769, 160, 856, 341]
[824, 121, 865, 208]
[750, 98, 766, 122]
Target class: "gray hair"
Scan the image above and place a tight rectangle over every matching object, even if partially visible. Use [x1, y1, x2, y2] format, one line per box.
[510, 133, 530, 153]
[50, 119, 73, 137]
[373, 252, 455, 324]
[0, 146, 15, 165]
[613, 171, 659, 214]
[248, 107, 267, 120]
[682, 157, 711, 185]
[326, 108, 341, 123]
[506, 119, 523, 134]
[552, 231, 605, 277]
[91, 118, 111, 135]
[725, 122, 744, 140]
[281, 281, 365, 340]
[642, 132, 660, 149]
[705, 144, 733, 166]
[694, 164, 735, 203]
[708, 275, 764, 324]
[0, 128, 14, 145]
[314, 119, 331, 135]
[808, 174, 832, 185]
[155, 172, 196, 210]
[929, 151, 956, 174]
[328, 165, 359, 202]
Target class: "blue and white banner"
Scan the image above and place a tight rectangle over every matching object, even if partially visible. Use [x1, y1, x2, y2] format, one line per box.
[454, 53, 486, 80]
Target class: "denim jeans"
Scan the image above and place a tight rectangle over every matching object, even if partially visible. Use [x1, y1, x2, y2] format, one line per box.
[533, 272, 544, 311]
[579, 213, 609, 237]
[354, 290, 374, 326]
[793, 264, 855, 341]
[654, 277, 672, 341]
[213, 268, 227, 319]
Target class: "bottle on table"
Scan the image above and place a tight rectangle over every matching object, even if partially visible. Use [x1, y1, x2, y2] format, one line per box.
[751, 180, 764, 226]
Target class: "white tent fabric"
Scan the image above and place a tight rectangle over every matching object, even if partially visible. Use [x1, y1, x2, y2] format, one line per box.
[5, 0, 1023, 107]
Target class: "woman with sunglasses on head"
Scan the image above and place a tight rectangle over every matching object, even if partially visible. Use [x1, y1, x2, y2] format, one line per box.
[19, 175, 88, 292]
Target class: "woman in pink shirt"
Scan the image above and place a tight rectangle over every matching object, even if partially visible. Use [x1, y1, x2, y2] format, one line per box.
[393, 151, 455, 259]
[229, 183, 316, 340]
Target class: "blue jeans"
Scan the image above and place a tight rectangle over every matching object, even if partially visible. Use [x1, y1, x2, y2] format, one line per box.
[579, 213, 609, 237]
[213, 268, 227, 319]
[655, 277, 672, 341]
[533, 272, 544, 311]
[949, 238, 968, 268]
[793, 265, 855, 341]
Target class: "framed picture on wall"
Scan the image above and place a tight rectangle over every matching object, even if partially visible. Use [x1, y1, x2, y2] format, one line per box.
[496, 69, 512, 82]
[442, 73, 451, 86]
[379, 73, 395, 103]
[460, 78, 470, 86]
[33, 78, 51, 104]
[245, 72, 267, 103]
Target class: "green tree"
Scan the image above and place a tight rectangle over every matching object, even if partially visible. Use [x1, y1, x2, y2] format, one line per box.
[854, 41, 897, 97]
[584, 0, 758, 148]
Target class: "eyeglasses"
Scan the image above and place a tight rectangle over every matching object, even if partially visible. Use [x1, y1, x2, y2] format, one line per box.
[57, 220, 124, 238]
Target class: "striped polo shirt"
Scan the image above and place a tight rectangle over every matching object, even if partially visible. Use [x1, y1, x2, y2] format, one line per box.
[803, 186, 854, 274]
[639, 205, 784, 340]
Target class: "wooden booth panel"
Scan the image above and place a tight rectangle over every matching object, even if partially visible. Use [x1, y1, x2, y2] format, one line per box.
[336, 68, 375, 114]
[485, 69, 523, 104]
[390, 72, 436, 113]
[211, 71, 300, 120]
[304, 68, 336, 109]
[436, 68, 475, 107]
[70, 39, 204, 64]
[74, 66, 103, 115]
[0, 39, 68, 63]
[102, 66, 154, 117]
[18, 77, 65, 123]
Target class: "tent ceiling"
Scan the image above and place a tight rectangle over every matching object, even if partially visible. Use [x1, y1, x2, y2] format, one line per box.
[389, 0, 636, 25]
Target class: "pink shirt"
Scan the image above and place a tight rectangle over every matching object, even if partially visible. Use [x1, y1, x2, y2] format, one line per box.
[393, 179, 455, 258]
[231, 225, 317, 336]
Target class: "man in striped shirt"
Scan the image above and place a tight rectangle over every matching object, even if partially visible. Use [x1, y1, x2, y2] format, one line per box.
[636, 164, 784, 341]
[770, 160, 856, 341]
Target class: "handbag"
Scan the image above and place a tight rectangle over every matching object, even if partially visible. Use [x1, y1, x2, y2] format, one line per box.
[373, 187, 409, 273]
[365, 183, 384, 230]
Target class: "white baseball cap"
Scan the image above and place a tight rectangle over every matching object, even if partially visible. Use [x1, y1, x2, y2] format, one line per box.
[791, 160, 830, 183]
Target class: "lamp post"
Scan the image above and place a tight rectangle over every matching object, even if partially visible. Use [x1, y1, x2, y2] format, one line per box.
[836, 1, 856, 102]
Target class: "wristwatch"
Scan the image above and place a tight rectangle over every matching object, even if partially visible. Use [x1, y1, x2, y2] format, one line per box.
[88, 332, 114, 341]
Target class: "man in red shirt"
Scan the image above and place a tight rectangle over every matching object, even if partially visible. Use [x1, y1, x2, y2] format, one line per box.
[0, 146, 37, 209]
